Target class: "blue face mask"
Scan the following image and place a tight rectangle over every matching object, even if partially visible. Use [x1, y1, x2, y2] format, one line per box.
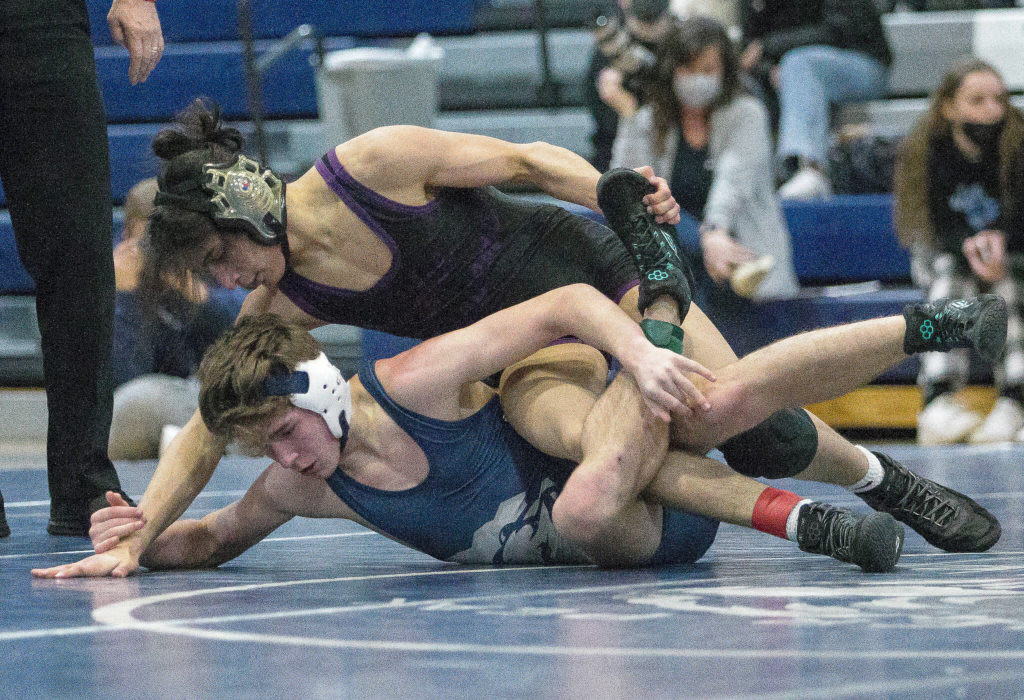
[673, 73, 722, 109]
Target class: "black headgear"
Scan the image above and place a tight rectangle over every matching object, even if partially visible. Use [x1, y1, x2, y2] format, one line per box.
[154, 154, 287, 245]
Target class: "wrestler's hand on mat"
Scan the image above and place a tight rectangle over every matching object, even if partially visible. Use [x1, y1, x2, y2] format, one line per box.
[626, 343, 715, 421]
[90, 491, 147, 554]
[633, 166, 681, 225]
[31, 550, 138, 579]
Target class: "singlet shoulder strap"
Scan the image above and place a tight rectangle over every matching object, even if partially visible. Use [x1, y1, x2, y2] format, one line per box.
[356, 358, 496, 444]
[316, 149, 438, 215]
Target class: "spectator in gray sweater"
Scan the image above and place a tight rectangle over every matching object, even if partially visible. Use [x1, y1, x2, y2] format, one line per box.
[605, 16, 798, 308]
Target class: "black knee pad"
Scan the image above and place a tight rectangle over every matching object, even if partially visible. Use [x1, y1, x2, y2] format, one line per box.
[719, 408, 818, 479]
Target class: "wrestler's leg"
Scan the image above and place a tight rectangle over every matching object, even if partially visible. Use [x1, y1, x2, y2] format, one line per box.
[499, 341, 899, 570]
[500, 342, 665, 566]
[671, 302, 1002, 553]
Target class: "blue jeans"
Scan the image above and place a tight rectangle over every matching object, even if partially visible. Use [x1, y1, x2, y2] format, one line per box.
[776, 46, 888, 165]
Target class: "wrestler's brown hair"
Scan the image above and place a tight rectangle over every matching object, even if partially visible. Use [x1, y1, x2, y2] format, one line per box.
[198, 314, 321, 445]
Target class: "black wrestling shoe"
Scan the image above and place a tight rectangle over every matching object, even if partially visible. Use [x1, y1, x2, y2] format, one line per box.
[903, 295, 1007, 363]
[858, 451, 1001, 552]
[596, 168, 692, 317]
[47, 490, 136, 537]
[797, 502, 904, 573]
[0, 488, 10, 538]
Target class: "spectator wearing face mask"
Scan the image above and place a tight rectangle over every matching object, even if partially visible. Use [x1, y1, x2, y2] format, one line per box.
[605, 16, 798, 315]
[895, 59, 1024, 445]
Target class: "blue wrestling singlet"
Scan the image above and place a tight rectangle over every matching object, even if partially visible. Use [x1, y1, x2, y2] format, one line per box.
[276, 150, 638, 339]
[326, 359, 719, 566]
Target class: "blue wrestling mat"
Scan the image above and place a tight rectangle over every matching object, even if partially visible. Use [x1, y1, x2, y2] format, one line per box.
[2, 444, 1023, 698]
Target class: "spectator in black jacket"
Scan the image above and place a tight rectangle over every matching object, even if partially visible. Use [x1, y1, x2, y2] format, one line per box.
[739, 0, 892, 199]
[586, 0, 674, 171]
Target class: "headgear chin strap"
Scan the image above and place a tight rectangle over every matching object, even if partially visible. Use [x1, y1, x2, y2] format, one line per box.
[264, 353, 351, 448]
[155, 154, 287, 246]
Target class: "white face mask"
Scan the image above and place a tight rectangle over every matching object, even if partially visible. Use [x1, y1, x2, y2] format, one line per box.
[673, 73, 722, 109]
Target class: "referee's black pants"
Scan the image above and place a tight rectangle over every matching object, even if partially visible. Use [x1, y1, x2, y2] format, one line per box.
[0, 0, 123, 521]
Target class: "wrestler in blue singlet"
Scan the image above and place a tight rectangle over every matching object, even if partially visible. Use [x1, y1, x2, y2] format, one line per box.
[326, 359, 719, 566]
[277, 150, 639, 339]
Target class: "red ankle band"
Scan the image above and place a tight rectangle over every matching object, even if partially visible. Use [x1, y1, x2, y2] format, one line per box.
[751, 487, 804, 539]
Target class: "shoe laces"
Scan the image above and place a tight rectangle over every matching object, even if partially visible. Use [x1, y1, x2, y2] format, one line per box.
[885, 468, 957, 528]
[625, 214, 675, 269]
[805, 504, 854, 560]
[933, 302, 972, 344]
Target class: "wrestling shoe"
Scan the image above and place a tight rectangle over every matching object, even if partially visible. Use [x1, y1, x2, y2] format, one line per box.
[858, 451, 1001, 552]
[796, 502, 903, 573]
[903, 295, 1007, 362]
[47, 490, 137, 537]
[596, 168, 692, 317]
[0, 488, 10, 538]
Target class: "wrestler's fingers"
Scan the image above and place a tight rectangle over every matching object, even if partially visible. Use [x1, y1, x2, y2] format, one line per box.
[94, 536, 121, 554]
[671, 374, 710, 411]
[92, 506, 143, 524]
[93, 520, 146, 547]
[674, 355, 716, 382]
[647, 387, 688, 421]
[654, 203, 681, 225]
[633, 165, 656, 181]
[90, 518, 141, 544]
[105, 491, 132, 508]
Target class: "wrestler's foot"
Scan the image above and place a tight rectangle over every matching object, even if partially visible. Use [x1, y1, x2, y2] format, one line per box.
[797, 502, 903, 573]
[47, 490, 136, 537]
[858, 451, 1001, 552]
[903, 295, 1007, 362]
[596, 168, 692, 316]
[0, 488, 10, 538]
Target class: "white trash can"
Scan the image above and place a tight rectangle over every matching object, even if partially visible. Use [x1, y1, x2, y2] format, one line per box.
[316, 34, 444, 148]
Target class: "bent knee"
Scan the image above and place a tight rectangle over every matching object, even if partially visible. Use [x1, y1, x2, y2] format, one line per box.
[552, 465, 631, 545]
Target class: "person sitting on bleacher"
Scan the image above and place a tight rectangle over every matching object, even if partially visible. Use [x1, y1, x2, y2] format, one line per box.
[895, 58, 1024, 445]
[605, 16, 798, 305]
[739, 0, 892, 200]
[108, 179, 243, 460]
[586, 0, 674, 172]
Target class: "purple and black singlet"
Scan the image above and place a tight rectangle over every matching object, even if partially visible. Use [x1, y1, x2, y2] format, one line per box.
[275, 150, 638, 339]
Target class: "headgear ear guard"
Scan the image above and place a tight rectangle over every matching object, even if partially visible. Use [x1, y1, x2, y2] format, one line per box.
[263, 353, 351, 451]
[154, 154, 287, 246]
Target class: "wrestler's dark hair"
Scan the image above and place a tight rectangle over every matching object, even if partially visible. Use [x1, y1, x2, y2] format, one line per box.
[649, 16, 743, 155]
[198, 314, 322, 446]
[137, 98, 247, 317]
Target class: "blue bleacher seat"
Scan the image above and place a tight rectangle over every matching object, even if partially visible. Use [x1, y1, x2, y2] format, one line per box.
[85, 0, 475, 44]
[783, 195, 910, 284]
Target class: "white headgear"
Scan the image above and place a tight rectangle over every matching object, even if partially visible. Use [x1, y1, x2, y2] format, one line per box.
[263, 352, 351, 443]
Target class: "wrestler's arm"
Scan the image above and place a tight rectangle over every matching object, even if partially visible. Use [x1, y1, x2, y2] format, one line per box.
[30, 463, 358, 577]
[383, 284, 714, 421]
[40, 290, 322, 578]
[31, 437, 256, 578]
[335, 125, 679, 223]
